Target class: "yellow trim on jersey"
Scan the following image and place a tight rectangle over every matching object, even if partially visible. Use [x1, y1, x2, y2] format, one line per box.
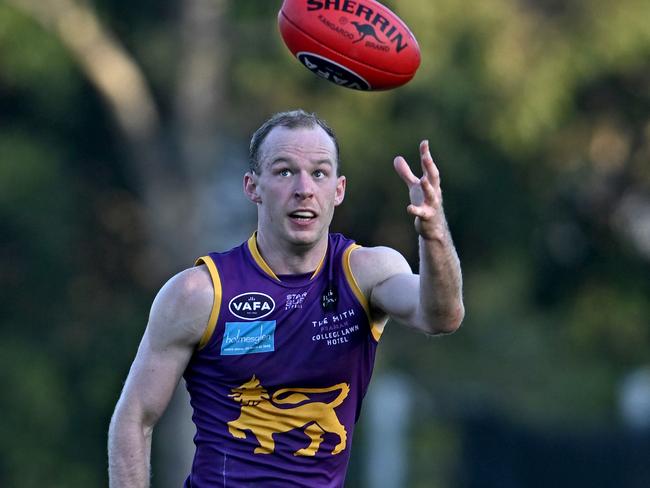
[310, 252, 326, 280]
[247, 234, 281, 281]
[247, 233, 325, 281]
[194, 255, 222, 350]
[342, 244, 384, 342]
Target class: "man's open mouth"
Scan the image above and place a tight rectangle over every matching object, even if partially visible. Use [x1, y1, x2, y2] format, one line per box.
[289, 210, 317, 221]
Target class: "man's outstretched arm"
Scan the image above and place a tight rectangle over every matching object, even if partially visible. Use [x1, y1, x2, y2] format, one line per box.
[352, 140, 464, 335]
[108, 267, 212, 487]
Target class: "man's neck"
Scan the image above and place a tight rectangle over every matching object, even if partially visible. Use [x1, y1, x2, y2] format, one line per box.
[254, 231, 328, 276]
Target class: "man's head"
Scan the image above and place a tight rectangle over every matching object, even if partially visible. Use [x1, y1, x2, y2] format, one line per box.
[244, 110, 346, 250]
[249, 109, 340, 175]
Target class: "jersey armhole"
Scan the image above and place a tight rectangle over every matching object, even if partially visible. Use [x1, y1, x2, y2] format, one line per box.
[342, 244, 384, 342]
[194, 255, 222, 350]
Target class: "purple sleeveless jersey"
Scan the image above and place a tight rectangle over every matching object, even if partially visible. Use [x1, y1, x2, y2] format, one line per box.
[183, 233, 383, 488]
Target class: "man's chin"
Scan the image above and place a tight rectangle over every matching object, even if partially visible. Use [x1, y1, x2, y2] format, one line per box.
[286, 228, 324, 247]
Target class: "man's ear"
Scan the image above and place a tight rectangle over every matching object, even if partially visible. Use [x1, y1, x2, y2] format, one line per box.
[243, 172, 262, 203]
[334, 175, 346, 206]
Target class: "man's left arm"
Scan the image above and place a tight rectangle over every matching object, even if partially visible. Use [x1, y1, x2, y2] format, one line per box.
[352, 141, 464, 335]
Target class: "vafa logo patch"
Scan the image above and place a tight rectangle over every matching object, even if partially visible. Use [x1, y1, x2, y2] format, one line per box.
[229, 292, 275, 320]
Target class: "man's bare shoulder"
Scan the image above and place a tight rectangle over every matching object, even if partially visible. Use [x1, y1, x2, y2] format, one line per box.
[158, 265, 214, 311]
[349, 245, 413, 295]
[148, 265, 214, 348]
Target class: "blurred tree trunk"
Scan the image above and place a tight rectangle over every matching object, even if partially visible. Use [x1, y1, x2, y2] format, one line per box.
[6, 0, 247, 485]
[156, 1, 229, 487]
[5, 0, 192, 271]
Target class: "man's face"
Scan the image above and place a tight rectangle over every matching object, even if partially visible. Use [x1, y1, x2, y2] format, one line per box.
[244, 125, 346, 249]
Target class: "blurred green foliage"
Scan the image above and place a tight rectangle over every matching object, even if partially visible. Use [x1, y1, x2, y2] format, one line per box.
[1, 0, 649, 486]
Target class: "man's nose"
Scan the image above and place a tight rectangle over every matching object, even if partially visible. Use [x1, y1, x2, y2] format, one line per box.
[294, 171, 314, 198]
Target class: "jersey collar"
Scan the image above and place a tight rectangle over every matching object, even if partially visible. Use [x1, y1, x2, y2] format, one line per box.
[247, 232, 326, 282]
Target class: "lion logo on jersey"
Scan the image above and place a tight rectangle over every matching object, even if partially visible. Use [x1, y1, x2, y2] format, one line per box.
[227, 375, 350, 456]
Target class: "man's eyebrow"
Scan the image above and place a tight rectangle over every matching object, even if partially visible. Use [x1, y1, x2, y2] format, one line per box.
[269, 157, 289, 166]
[314, 159, 333, 166]
[268, 157, 333, 167]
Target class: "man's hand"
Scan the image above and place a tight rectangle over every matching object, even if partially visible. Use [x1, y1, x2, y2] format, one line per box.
[393, 140, 446, 241]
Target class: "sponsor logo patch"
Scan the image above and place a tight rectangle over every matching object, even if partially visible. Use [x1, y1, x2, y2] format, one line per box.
[229, 292, 275, 320]
[286, 291, 308, 310]
[221, 321, 276, 356]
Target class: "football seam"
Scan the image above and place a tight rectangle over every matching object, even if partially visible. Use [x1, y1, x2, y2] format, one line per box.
[280, 10, 416, 78]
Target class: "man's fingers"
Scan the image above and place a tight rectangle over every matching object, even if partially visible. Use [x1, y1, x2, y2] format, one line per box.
[407, 204, 431, 219]
[393, 156, 419, 186]
[419, 140, 440, 185]
[420, 177, 439, 207]
[406, 204, 421, 217]
[419, 139, 429, 157]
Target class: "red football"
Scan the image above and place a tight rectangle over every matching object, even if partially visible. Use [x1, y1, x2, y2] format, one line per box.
[278, 0, 421, 91]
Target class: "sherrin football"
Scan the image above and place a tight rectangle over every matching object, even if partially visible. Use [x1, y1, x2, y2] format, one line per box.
[278, 0, 421, 91]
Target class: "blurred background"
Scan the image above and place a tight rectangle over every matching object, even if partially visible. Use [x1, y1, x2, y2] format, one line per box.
[1, 0, 649, 486]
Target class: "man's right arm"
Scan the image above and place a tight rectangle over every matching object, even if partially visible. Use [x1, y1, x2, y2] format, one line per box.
[108, 266, 214, 488]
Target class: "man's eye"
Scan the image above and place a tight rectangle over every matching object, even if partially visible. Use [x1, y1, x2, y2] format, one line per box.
[279, 169, 291, 177]
[314, 170, 326, 178]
